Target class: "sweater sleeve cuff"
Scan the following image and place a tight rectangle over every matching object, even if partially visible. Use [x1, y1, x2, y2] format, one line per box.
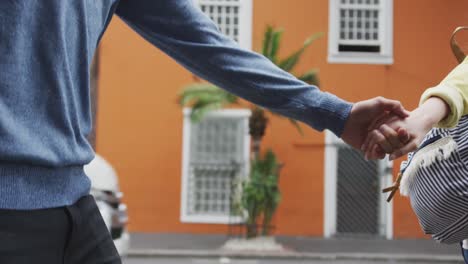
[312, 92, 353, 137]
[419, 84, 464, 128]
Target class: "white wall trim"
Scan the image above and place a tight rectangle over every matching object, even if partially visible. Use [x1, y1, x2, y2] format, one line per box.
[327, 0, 340, 65]
[238, 0, 253, 50]
[328, 54, 393, 65]
[242, 111, 251, 182]
[381, 159, 394, 240]
[181, 215, 244, 224]
[323, 131, 340, 238]
[328, 0, 394, 65]
[183, 108, 252, 118]
[180, 108, 192, 224]
[180, 108, 251, 224]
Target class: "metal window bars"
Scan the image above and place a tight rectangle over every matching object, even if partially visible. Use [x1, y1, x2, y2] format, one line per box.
[338, 0, 381, 49]
[336, 145, 381, 237]
[198, 0, 241, 42]
[186, 117, 247, 219]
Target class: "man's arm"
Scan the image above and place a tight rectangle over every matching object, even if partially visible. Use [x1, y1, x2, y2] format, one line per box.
[115, 0, 352, 136]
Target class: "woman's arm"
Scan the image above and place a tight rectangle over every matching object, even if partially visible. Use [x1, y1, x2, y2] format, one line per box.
[420, 56, 468, 128]
[362, 55, 468, 160]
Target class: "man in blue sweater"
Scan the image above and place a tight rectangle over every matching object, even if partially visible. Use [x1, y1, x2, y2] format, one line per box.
[0, 1, 408, 263]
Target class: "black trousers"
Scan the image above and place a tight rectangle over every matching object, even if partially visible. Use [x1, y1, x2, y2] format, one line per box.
[0, 195, 121, 264]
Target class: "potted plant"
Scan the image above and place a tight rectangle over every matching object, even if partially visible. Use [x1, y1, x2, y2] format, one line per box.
[241, 150, 281, 238]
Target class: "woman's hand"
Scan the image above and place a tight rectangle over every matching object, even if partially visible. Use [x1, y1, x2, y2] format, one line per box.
[361, 112, 428, 160]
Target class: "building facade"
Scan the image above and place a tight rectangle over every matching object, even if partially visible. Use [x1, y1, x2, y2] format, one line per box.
[96, 0, 468, 239]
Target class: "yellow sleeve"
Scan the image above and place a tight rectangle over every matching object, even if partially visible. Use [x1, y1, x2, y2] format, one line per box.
[420, 56, 468, 128]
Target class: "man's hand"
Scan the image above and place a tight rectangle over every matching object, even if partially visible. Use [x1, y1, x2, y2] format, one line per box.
[341, 97, 409, 155]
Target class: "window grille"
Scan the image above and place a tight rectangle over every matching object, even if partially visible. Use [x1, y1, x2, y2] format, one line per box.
[181, 109, 251, 223]
[196, 0, 252, 49]
[338, 0, 381, 52]
[324, 131, 393, 239]
[328, 0, 393, 64]
[336, 146, 380, 236]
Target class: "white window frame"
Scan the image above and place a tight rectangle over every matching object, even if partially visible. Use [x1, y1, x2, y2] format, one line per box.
[180, 108, 251, 224]
[195, 0, 253, 50]
[323, 130, 393, 239]
[328, 0, 393, 64]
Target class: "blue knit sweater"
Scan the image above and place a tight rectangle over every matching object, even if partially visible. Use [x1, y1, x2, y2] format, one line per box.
[0, 0, 352, 209]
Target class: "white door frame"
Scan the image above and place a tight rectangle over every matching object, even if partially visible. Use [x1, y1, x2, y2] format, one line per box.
[323, 131, 393, 239]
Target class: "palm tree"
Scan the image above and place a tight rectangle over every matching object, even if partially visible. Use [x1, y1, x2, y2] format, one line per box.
[179, 25, 323, 158]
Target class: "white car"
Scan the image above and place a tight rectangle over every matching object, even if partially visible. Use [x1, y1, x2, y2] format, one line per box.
[84, 154, 130, 256]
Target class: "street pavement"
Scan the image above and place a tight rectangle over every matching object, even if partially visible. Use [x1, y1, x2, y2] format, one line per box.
[126, 234, 464, 263]
[123, 257, 463, 264]
[129, 233, 460, 256]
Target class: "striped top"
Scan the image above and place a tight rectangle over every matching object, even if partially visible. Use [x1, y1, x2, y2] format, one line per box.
[400, 116, 468, 244]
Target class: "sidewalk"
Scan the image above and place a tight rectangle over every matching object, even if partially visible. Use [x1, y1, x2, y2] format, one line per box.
[128, 233, 463, 263]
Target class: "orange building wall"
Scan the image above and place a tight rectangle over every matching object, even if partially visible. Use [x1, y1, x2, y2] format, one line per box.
[97, 0, 468, 238]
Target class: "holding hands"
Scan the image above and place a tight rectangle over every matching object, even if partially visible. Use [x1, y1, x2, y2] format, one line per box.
[361, 97, 450, 160]
[358, 27, 468, 160]
[340, 96, 409, 151]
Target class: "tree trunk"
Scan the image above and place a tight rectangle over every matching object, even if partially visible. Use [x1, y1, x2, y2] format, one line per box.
[246, 205, 259, 239]
[251, 139, 262, 160]
[262, 209, 272, 236]
[249, 107, 268, 159]
[245, 107, 268, 238]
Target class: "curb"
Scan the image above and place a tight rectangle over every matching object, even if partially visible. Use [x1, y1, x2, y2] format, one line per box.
[127, 249, 462, 263]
